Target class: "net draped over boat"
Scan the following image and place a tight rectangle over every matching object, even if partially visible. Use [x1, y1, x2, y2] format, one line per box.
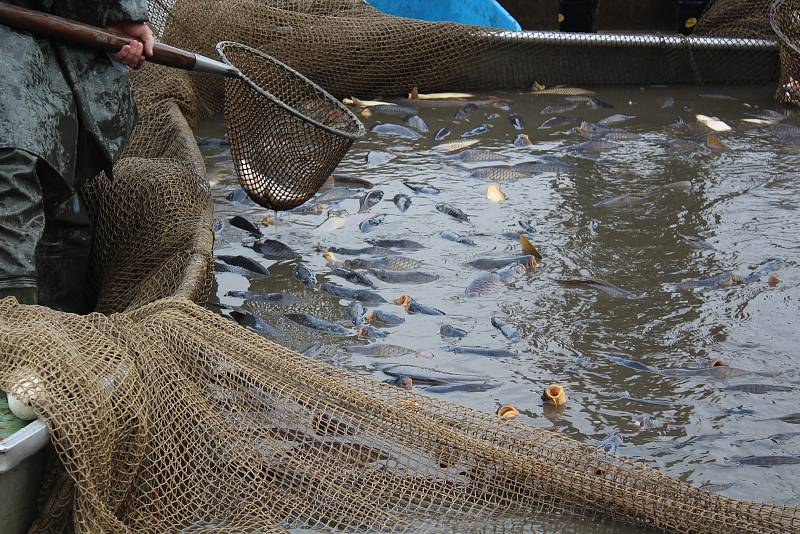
[1, 0, 799, 532]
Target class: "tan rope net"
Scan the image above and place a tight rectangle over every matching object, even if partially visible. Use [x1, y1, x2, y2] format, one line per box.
[1, 1, 799, 532]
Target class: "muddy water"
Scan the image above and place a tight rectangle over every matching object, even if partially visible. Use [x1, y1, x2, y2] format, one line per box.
[199, 84, 800, 528]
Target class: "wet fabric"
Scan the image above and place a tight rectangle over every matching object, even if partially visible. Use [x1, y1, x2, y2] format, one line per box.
[0, 148, 95, 313]
[0, 0, 147, 179]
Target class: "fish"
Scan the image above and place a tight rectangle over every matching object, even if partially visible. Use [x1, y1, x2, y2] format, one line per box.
[424, 383, 499, 393]
[366, 239, 425, 250]
[440, 231, 476, 246]
[467, 255, 535, 270]
[362, 103, 417, 115]
[344, 97, 396, 107]
[431, 139, 480, 153]
[605, 354, 660, 373]
[696, 114, 732, 132]
[347, 301, 366, 325]
[284, 313, 350, 334]
[448, 345, 519, 358]
[408, 88, 475, 100]
[329, 174, 374, 189]
[613, 392, 673, 406]
[600, 433, 623, 455]
[698, 483, 734, 493]
[326, 245, 398, 256]
[485, 112, 500, 120]
[320, 282, 386, 304]
[698, 93, 737, 101]
[666, 139, 709, 154]
[381, 364, 486, 385]
[587, 219, 599, 234]
[486, 184, 507, 202]
[443, 149, 509, 163]
[392, 193, 412, 212]
[197, 137, 230, 147]
[403, 114, 429, 133]
[359, 214, 385, 233]
[436, 203, 470, 222]
[365, 310, 405, 327]
[228, 215, 262, 236]
[539, 103, 579, 115]
[215, 255, 270, 277]
[513, 133, 533, 147]
[465, 263, 527, 297]
[538, 116, 577, 129]
[760, 413, 800, 425]
[469, 166, 531, 181]
[584, 96, 614, 109]
[292, 264, 317, 288]
[394, 294, 445, 316]
[347, 344, 430, 358]
[368, 269, 439, 284]
[493, 100, 512, 110]
[434, 127, 451, 141]
[744, 109, 785, 121]
[676, 272, 744, 290]
[508, 114, 525, 130]
[725, 384, 796, 394]
[491, 317, 521, 342]
[370, 123, 422, 139]
[461, 124, 491, 138]
[531, 82, 595, 96]
[767, 123, 800, 142]
[225, 187, 252, 203]
[224, 291, 300, 305]
[213, 260, 268, 278]
[365, 150, 395, 166]
[440, 325, 468, 338]
[735, 456, 800, 467]
[454, 103, 479, 120]
[678, 234, 715, 251]
[556, 276, 641, 299]
[251, 239, 300, 259]
[593, 193, 649, 208]
[597, 114, 636, 126]
[742, 431, 800, 444]
[346, 256, 422, 271]
[330, 267, 375, 288]
[229, 310, 285, 339]
[512, 160, 574, 174]
[357, 325, 388, 339]
[519, 234, 542, 260]
[658, 96, 675, 108]
[571, 140, 618, 152]
[358, 190, 384, 213]
[384, 374, 414, 390]
[603, 131, 640, 141]
[403, 181, 441, 194]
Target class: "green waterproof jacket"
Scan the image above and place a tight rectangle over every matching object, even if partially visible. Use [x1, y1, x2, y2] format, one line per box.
[0, 0, 148, 183]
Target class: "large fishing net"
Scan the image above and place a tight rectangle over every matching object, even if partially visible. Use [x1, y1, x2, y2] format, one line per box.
[2, 0, 800, 533]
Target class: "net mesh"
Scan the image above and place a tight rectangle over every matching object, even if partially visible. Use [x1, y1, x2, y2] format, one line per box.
[218, 42, 364, 210]
[1, 1, 799, 533]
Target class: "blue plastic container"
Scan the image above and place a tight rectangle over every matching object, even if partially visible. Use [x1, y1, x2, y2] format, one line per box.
[365, 0, 522, 31]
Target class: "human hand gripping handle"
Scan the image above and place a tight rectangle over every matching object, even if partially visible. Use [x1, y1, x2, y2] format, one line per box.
[106, 21, 154, 69]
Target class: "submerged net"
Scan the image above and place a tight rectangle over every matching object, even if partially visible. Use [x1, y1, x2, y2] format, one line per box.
[2, 297, 799, 533]
[2, 1, 800, 533]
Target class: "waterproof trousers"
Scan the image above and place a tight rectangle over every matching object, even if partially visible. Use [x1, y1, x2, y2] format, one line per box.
[0, 148, 94, 314]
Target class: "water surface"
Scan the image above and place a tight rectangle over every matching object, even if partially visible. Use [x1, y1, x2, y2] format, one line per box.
[199, 84, 800, 529]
